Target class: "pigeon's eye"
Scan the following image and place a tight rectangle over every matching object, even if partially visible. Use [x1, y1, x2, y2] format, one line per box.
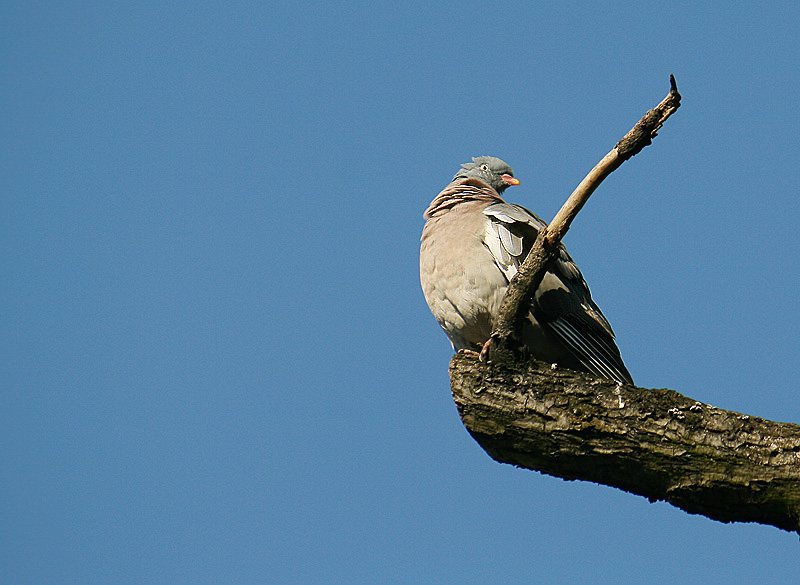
[480, 164, 489, 172]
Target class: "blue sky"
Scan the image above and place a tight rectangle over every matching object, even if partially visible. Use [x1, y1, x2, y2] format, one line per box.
[4, 1, 800, 583]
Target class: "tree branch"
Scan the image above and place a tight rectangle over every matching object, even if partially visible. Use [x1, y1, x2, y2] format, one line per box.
[450, 353, 800, 533]
[448, 76, 800, 532]
[487, 75, 681, 360]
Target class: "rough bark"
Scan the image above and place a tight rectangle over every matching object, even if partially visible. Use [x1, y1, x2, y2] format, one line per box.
[450, 352, 800, 533]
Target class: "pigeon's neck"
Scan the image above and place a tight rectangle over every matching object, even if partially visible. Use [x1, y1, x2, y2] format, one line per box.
[423, 178, 505, 219]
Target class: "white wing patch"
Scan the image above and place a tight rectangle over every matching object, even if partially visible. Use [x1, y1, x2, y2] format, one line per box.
[499, 224, 523, 257]
[484, 220, 519, 281]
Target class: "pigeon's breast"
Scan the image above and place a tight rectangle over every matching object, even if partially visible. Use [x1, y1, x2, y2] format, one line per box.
[420, 202, 507, 351]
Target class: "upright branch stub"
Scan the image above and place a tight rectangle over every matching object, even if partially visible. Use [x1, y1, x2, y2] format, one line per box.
[615, 74, 681, 162]
[487, 76, 681, 361]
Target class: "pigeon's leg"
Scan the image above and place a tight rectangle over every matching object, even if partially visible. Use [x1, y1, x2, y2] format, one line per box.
[457, 348, 481, 358]
[478, 338, 493, 361]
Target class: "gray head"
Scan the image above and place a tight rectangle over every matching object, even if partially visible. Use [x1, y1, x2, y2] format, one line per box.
[453, 156, 520, 193]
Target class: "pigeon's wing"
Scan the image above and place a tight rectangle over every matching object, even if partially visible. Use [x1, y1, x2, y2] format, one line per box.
[483, 202, 633, 384]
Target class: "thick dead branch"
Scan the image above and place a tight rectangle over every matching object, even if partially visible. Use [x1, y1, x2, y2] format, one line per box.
[487, 75, 681, 360]
[450, 352, 800, 533]
[447, 76, 800, 532]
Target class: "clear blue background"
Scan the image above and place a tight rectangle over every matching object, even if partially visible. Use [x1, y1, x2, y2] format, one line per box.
[4, 1, 800, 583]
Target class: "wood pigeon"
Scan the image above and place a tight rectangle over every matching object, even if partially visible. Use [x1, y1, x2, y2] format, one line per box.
[419, 156, 633, 385]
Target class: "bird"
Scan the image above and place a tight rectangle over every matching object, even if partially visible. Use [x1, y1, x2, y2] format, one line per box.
[419, 156, 633, 385]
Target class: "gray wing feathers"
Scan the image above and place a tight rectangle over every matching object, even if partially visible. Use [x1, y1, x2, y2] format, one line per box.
[483, 203, 544, 280]
[484, 203, 548, 230]
[482, 202, 633, 385]
[549, 318, 633, 384]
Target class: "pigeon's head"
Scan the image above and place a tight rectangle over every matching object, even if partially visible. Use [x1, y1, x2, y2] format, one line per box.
[453, 156, 520, 193]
